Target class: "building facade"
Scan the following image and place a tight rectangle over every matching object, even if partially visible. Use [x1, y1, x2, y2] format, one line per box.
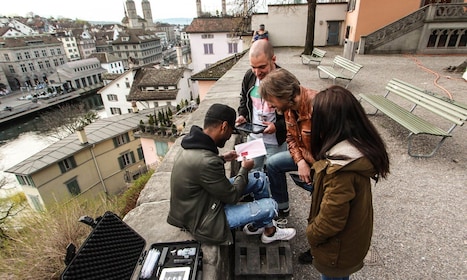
[99, 65, 193, 116]
[185, 17, 248, 73]
[111, 29, 163, 69]
[48, 57, 106, 92]
[0, 35, 67, 90]
[5, 111, 151, 211]
[55, 33, 81, 61]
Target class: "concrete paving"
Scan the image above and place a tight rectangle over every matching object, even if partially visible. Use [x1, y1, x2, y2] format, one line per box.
[123, 46, 466, 280]
[274, 46, 467, 279]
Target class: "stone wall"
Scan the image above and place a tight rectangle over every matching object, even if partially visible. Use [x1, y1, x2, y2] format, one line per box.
[124, 51, 250, 280]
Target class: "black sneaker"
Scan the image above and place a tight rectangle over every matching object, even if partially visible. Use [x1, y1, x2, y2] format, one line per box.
[298, 249, 313, 264]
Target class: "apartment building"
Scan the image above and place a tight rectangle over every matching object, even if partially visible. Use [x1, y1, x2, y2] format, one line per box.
[99, 65, 193, 116]
[5, 110, 151, 211]
[185, 17, 248, 73]
[111, 29, 163, 69]
[55, 32, 81, 61]
[89, 52, 125, 74]
[48, 57, 106, 92]
[0, 35, 67, 90]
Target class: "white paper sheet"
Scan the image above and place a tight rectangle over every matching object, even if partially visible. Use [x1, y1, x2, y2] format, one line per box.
[234, 138, 267, 161]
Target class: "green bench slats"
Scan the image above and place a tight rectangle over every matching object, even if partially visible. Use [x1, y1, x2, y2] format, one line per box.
[359, 78, 467, 158]
[317, 55, 363, 88]
[301, 48, 326, 66]
[359, 94, 450, 136]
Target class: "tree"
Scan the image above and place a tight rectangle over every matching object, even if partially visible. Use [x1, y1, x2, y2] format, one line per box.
[0, 179, 27, 243]
[39, 103, 99, 140]
[303, 0, 317, 55]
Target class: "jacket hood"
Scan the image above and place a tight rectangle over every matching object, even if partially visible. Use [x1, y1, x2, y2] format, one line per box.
[314, 140, 376, 179]
[181, 125, 219, 155]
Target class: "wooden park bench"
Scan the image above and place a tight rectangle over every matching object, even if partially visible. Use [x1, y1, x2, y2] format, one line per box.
[359, 78, 467, 158]
[317, 55, 363, 88]
[300, 48, 326, 67]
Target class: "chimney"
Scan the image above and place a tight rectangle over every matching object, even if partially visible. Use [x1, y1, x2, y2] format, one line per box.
[176, 45, 183, 68]
[76, 127, 88, 145]
[222, 0, 226, 16]
[131, 101, 139, 113]
[196, 0, 202, 17]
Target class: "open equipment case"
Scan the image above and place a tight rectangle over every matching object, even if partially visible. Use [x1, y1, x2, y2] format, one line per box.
[61, 211, 202, 280]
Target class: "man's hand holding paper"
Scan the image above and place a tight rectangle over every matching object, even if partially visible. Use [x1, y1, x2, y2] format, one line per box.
[234, 138, 267, 161]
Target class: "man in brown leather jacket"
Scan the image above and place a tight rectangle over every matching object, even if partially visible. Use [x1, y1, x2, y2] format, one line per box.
[259, 68, 318, 263]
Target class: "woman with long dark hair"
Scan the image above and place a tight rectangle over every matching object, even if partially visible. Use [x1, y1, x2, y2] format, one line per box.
[306, 85, 390, 280]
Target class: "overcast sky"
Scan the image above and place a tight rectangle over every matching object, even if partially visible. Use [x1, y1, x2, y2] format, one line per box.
[0, 0, 247, 23]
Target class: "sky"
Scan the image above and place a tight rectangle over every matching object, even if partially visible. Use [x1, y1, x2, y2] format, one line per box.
[0, 0, 242, 23]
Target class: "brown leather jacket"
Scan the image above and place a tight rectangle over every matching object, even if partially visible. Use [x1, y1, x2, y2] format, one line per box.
[284, 86, 318, 164]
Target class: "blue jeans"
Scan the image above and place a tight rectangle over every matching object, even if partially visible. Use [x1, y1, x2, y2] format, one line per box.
[225, 171, 277, 229]
[264, 150, 297, 210]
[321, 275, 349, 280]
[248, 135, 288, 172]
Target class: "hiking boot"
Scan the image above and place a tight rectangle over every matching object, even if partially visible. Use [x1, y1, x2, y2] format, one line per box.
[298, 249, 313, 264]
[243, 223, 264, 235]
[261, 227, 296, 244]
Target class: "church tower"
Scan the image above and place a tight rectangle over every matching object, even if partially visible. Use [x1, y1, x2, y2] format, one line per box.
[126, 0, 140, 28]
[141, 0, 154, 28]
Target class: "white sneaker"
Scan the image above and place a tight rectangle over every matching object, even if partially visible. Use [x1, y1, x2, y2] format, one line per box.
[261, 227, 296, 244]
[243, 223, 264, 235]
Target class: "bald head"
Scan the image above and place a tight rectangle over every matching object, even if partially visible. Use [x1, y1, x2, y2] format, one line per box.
[250, 39, 274, 60]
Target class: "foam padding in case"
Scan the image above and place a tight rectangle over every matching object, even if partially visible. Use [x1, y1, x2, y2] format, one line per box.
[61, 212, 146, 280]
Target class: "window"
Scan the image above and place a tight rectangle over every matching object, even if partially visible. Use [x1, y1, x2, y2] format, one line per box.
[107, 94, 118, 101]
[201, 34, 214, 39]
[50, 49, 55, 55]
[155, 141, 169, 157]
[110, 107, 122, 115]
[4, 54, 9, 61]
[118, 151, 136, 169]
[28, 195, 44, 211]
[34, 50, 40, 57]
[16, 175, 34, 186]
[58, 156, 77, 173]
[53, 59, 59, 66]
[113, 132, 130, 147]
[38, 61, 44, 69]
[45, 60, 51, 68]
[66, 178, 81, 195]
[204, 43, 214, 54]
[137, 146, 144, 160]
[16, 52, 22, 60]
[8, 65, 15, 73]
[20, 64, 27, 72]
[28, 62, 35, 71]
[42, 49, 47, 56]
[59, 58, 65, 64]
[228, 42, 238, 54]
[57, 48, 62, 55]
[24, 52, 31, 59]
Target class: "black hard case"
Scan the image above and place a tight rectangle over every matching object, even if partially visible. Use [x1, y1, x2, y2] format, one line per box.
[60, 211, 202, 280]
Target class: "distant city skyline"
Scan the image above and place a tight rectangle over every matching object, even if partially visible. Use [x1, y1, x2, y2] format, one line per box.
[0, 0, 243, 23]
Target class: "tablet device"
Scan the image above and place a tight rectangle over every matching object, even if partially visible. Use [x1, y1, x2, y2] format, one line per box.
[235, 123, 267, 134]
